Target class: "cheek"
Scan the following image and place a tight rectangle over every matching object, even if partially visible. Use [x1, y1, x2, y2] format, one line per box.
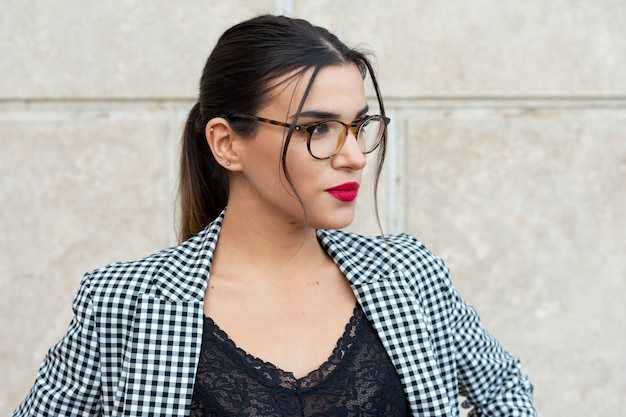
[243, 138, 282, 174]
[244, 140, 294, 191]
[242, 135, 321, 200]
[283, 141, 321, 185]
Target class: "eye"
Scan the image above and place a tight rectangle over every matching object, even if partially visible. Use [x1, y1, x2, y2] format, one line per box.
[309, 122, 331, 136]
[354, 117, 370, 134]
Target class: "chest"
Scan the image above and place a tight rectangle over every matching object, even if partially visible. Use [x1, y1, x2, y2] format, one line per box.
[189, 305, 409, 417]
[202, 269, 357, 378]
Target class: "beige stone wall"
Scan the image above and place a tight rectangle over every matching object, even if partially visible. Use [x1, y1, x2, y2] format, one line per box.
[1, 1, 624, 415]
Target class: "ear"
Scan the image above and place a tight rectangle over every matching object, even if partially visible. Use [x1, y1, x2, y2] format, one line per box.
[205, 117, 242, 171]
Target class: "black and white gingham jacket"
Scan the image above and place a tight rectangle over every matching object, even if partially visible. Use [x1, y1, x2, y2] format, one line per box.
[13, 211, 535, 416]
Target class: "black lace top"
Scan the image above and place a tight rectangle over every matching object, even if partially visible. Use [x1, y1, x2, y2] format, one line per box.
[190, 305, 408, 416]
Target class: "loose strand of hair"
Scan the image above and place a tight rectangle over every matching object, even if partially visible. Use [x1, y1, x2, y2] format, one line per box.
[280, 65, 323, 233]
[358, 56, 390, 245]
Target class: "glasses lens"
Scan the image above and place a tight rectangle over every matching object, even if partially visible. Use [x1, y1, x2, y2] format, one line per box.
[357, 116, 385, 154]
[308, 121, 344, 159]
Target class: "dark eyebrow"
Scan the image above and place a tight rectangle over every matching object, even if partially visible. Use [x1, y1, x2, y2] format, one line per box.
[355, 105, 369, 118]
[293, 110, 339, 120]
[291, 105, 369, 122]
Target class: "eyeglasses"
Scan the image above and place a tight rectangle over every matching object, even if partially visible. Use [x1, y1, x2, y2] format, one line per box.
[229, 114, 390, 160]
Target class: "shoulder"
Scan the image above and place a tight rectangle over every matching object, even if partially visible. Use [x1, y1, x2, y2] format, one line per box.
[83, 246, 176, 295]
[80, 227, 214, 303]
[319, 229, 456, 319]
[319, 228, 442, 262]
[318, 229, 449, 281]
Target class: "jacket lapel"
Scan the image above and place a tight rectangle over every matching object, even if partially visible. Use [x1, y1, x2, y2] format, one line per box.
[121, 215, 222, 416]
[317, 229, 453, 416]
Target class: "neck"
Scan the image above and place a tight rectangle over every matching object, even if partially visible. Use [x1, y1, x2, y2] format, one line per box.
[213, 202, 329, 281]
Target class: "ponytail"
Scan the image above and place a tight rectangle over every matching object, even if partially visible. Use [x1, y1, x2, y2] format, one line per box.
[178, 102, 228, 241]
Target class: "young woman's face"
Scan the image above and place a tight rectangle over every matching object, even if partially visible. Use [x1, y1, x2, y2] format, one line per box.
[231, 63, 369, 230]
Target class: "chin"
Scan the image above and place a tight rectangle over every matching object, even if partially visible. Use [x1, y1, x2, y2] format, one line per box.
[309, 213, 355, 230]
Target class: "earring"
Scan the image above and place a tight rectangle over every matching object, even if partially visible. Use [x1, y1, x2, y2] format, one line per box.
[218, 157, 223, 161]
[226, 162, 231, 167]
[210, 128, 214, 132]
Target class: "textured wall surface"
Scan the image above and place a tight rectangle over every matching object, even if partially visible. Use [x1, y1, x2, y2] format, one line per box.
[1, 1, 624, 415]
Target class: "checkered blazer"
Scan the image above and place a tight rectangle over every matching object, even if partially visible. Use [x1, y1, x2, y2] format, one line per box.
[13, 211, 535, 416]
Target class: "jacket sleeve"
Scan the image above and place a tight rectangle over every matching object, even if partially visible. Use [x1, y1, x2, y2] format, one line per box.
[445, 274, 536, 416]
[12, 275, 102, 416]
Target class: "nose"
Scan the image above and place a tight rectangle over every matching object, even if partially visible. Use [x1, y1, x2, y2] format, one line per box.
[332, 129, 367, 170]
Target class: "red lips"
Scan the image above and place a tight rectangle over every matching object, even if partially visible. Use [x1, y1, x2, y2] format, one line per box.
[325, 182, 360, 202]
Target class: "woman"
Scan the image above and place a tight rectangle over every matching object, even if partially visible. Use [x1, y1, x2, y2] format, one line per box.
[13, 15, 535, 417]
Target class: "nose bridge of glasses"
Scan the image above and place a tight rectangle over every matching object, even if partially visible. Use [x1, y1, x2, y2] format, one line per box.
[343, 121, 360, 140]
[335, 122, 359, 152]
[336, 122, 365, 155]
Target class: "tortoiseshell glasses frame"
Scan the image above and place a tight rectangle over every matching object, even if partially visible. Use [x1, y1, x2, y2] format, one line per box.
[228, 114, 390, 160]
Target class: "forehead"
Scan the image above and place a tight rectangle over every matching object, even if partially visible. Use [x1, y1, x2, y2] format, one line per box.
[262, 63, 367, 119]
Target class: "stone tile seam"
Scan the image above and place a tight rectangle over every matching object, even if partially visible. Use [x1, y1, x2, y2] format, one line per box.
[1, 97, 626, 109]
[383, 97, 626, 110]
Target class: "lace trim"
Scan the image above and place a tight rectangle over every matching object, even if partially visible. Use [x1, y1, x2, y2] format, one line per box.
[203, 305, 362, 391]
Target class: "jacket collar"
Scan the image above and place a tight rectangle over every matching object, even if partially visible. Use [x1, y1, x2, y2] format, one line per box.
[152, 212, 398, 301]
[150, 212, 223, 302]
[316, 228, 399, 286]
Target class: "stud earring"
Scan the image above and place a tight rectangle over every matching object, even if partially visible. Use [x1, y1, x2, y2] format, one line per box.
[210, 128, 214, 132]
[218, 157, 223, 161]
[226, 162, 231, 167]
